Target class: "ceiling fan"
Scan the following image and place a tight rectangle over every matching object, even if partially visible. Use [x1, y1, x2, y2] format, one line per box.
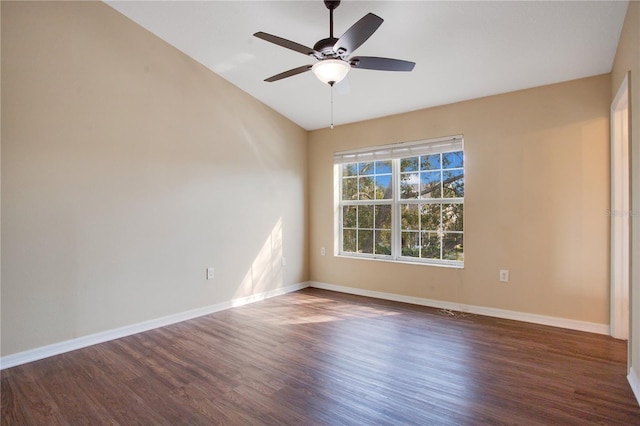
[254, 0, 415, 86]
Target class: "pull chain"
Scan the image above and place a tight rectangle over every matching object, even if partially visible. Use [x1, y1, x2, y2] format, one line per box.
[330, 82, 334, 129]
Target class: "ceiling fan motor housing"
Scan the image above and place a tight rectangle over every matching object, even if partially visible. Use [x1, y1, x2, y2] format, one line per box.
[313, 37, 340, 57]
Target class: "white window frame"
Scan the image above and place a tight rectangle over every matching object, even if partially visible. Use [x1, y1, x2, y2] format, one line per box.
[334, 135, 464, 268]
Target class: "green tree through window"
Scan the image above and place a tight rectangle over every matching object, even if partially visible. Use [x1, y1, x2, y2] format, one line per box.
[341, 160, 393, 255]
[337, 137, 464, 266]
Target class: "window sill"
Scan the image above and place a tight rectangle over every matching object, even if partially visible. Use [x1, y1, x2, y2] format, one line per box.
[336, 253, 464, 269]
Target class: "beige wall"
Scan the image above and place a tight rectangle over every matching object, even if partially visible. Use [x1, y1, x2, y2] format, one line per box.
[1, 1, 308, 356]
[309, 74, 611, 325]
[611, 0, 640, 390]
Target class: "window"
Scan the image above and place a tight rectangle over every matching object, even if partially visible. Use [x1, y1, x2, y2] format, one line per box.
[335, 136, 464, 267]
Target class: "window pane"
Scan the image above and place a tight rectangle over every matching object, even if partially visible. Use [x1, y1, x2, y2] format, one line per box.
[358, 230, 373, 253]
[421, 232, 441, 259]
[421, 154, 441, 170]
[420, 204, 441, 231]
[342, 177, 357, 200]
[401, 204, 419, 230]
[343, 205, 357, 228]
[442, 151, 463, 169]
[442, 203, 463, 232]
[375, 205, 392, 229]
[443, 170, 464, 198]
[401, 156, 419, 172]
[400, 173, 419, 199]
[376, 160, 392, 174]
[343, 163, 358, 177]
[359, 162, 374, 175]
[338, 146, 463, 265]
[375, 175, 392, 199]
[358, 176, 374, 200]
[443, 233, 463, 261]
[375, 230, 391, 255]
[343, 229, 356, 252]
[420, 171, 441, 199]
[401, 231, 420, 257]
[358, 205, 373, 229]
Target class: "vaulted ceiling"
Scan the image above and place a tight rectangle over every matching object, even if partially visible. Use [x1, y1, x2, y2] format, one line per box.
[106, 1, 628, 130]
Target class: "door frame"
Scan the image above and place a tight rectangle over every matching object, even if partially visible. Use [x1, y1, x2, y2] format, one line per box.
[610, 73, 630, 340]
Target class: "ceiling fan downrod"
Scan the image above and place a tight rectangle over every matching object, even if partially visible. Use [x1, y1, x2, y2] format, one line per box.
[325, 1, 340, 39]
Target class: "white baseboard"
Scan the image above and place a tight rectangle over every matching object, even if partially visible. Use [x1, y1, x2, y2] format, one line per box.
[2, 281, 612, 371]
[308, 281, 609, 335]
[629, 367, 640, 406]
[0, 281, 309, 370]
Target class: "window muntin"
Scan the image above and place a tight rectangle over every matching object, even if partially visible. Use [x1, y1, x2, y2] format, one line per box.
[398, 152, 464, 262]
[342, 161, 392, 201]
[399, 201, 463, 261]
[400, 152, 464, 200]
[337, 137, 464, 266]
[341, 160, 394, 256]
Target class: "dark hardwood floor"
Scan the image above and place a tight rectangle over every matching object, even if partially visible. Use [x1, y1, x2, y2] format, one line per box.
[2, 287, 639, 425]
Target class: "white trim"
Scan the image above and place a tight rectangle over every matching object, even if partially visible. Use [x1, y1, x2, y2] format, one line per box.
[628, 367, 640, 406]
[0, 282, 309, 370]
[309, 281, 609, 335]
[3, 281, 613, 371]
[335, 251, 464, 269]
[610, 73, 630, 340]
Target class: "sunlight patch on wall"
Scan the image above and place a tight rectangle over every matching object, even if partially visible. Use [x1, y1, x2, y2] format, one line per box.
[233, 218, 284, 300]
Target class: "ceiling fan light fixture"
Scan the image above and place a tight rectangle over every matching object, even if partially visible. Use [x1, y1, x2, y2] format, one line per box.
[312, 59, 350, 85]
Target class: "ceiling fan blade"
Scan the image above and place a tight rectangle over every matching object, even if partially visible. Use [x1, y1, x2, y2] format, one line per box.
[333, 13, 383, 56]
[254, 32, 320, 58]
[350, 56, 415, 72]
[264, 65, 313, 82]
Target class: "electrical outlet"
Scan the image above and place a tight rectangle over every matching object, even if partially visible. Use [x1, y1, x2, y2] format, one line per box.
[499, 269, 509, 282]
[207, 267, 214, 280]
[320, 247, 326, 256]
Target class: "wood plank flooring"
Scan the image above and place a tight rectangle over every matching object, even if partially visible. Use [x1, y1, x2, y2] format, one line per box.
[2, 288, 639, 425]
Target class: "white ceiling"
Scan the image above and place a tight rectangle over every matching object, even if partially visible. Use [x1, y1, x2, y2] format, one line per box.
[105, 1, 628, 131]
